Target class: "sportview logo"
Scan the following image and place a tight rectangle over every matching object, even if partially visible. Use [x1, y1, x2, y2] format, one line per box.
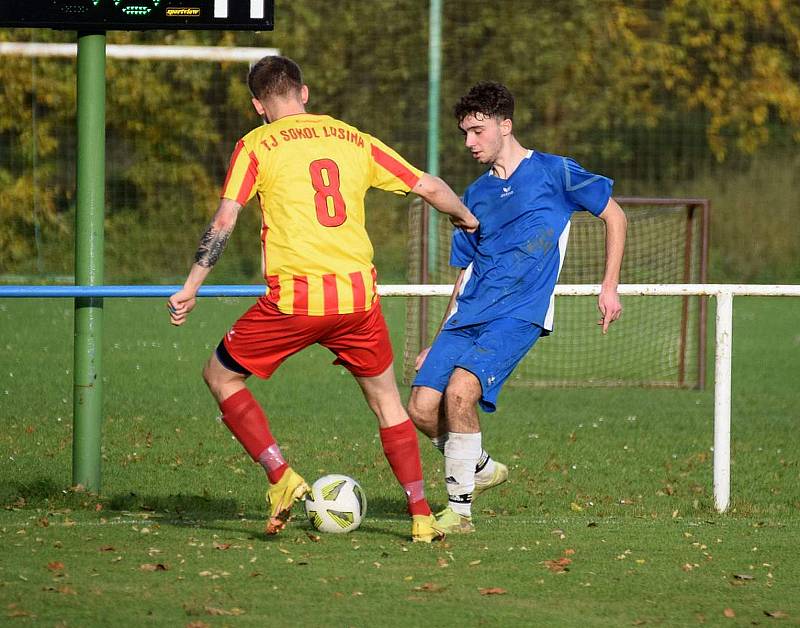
[166, 7, 201, 16]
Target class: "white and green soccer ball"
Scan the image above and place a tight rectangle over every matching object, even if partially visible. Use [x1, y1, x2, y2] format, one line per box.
[304, 474, 366, 534]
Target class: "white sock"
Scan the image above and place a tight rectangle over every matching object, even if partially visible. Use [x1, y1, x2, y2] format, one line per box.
[444, 432, 481, 517]
[435, 435, 495, 480]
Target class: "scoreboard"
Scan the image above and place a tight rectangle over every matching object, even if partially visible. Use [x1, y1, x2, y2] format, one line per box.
[0, 0, 274, 31]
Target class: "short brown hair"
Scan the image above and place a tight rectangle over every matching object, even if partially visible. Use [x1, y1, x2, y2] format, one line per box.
[454, 82, 514, 124]
[247, 55, 303, 101]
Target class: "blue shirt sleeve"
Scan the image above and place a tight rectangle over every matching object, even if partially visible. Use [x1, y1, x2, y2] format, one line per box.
[450, 228, 477, 268]
[562, 157, 613, 216]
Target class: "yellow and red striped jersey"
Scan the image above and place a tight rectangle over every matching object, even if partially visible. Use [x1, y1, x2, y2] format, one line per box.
[221, 113, 422, 316]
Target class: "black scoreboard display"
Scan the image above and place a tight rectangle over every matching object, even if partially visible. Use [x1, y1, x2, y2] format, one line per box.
[0, 0, 274, 31]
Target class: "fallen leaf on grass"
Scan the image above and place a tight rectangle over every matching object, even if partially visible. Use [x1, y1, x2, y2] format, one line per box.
[212, 542, 231, 551]
[204, 606, 244, 616]
[733, 573, 754, 580]
[764, 610, 788, 619]
[198, 569, 230, 579]
[413, 582, 445, 592]
[469, 560, 481, 566]
[99, 546, 116, 552]
[306, 532, 321, 542]
[6, 604, 36, 618]
[186, 622, 211, 628]
[478, 587, 507, 596]
[437, 557, 448, 568]
[723, 608, 736, 618]
[564, 548, 576, 556]
[543, 558, 572, 573]
[46, 561, 65, 571]
[139, 563, 168, 571]
[7, 601, 38, 616]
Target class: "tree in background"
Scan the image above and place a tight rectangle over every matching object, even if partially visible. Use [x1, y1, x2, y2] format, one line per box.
[1, 1, 798, 281]
[437, 0, 800, 186]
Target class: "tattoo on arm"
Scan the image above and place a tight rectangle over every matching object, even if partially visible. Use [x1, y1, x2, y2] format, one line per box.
[194, 223, 232, 268]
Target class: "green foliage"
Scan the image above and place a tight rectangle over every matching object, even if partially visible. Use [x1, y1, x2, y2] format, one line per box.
[0, 50, 74, 267]
[1, 1, 799, 281]
[660, 0, 800, 160]
[669, 150, 800, 282]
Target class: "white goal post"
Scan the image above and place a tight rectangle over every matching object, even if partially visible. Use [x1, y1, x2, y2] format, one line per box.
[380, 283, 800, 513]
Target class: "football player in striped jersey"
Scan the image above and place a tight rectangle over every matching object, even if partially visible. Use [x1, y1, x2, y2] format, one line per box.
[168, 55, 477, 542]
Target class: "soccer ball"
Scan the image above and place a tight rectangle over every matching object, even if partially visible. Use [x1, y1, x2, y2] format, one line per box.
[304, 474, 366, 534]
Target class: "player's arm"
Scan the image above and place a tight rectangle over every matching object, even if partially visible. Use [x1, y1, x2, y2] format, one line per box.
[167, 197, 243, 326]
[414, 268, 466, 370]
[596, 197, 627, 334]
[412, 173, 479, 233]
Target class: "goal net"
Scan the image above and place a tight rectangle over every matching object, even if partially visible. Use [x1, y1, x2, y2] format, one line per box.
[404, 197, 709, 388]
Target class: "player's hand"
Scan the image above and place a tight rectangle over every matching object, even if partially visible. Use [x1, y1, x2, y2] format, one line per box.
[414, 346, 432, 371]
[597, 288, 622, 334]
[450, 210, 479, 233]
[167, 288, 197, 326]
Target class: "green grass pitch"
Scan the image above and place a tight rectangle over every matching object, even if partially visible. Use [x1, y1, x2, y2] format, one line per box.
[0, 296, 798, 625]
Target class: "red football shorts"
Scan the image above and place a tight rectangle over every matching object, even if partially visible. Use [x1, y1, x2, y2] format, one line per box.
[221, 296, 394, 379]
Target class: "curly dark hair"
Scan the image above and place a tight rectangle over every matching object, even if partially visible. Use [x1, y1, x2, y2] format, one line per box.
[248, 55, 303, 101]
[453, 82, 514, 124]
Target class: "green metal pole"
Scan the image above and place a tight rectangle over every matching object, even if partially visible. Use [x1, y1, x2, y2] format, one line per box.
[427, 0, 442, 278]
[73, 32, 106, 493]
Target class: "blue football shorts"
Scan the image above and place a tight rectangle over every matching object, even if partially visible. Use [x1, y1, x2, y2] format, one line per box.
[413, 317, 543, 413]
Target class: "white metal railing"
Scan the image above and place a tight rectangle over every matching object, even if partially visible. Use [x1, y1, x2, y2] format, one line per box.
[0, 42, 279, 62]
[382, 283, 800, 513]
[1, 282, 797, 511]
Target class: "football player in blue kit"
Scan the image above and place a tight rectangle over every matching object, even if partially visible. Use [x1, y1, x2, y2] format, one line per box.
[408, 82, 627, 533]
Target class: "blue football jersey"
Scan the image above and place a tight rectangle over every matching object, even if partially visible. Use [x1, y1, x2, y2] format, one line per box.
[445, 150, 613, 333]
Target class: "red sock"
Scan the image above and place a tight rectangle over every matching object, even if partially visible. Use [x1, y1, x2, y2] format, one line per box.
[219, 388, 287, 484]
[380, 420, 432, 516]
